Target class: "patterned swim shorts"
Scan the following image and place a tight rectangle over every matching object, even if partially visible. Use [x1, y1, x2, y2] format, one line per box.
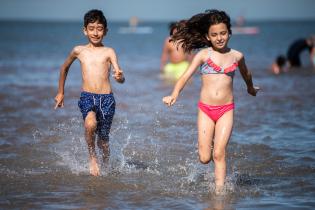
[78, 91, 115, 140]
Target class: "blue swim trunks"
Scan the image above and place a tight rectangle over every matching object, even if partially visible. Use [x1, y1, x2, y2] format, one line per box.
[78, 91, 115, 140]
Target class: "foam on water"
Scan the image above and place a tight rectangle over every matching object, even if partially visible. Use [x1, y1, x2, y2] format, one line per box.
[32, 114, 272, 199]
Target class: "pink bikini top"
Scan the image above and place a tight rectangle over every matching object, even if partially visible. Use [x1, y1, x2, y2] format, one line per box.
[200, 48, 238, 77]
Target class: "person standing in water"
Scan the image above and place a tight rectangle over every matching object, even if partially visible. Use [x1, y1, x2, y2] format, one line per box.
[160, 21, 192, 81]
[162, 9, 259, 194]
[54, 9, 125, 176]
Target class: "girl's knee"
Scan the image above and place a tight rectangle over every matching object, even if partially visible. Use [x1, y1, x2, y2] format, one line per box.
[198, 145, 211, 164]
[199, 153, 211, 164]
[213, 149, 225, 162]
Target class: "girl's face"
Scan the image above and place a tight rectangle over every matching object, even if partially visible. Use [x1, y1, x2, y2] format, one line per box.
[207, 23, 230, 50]
[84, 20, 107, 46]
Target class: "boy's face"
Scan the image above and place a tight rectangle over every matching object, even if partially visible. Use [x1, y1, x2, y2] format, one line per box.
[83, 21, 107, 45]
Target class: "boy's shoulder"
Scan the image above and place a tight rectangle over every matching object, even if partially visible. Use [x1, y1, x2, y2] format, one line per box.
[71, 45, 116, 55]
[101, 46, 117, 57]
[72, 45, 87, 56]
[102, 46, 115, 52]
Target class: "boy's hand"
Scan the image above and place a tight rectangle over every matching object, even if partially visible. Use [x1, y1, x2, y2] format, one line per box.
[54, 93, 64, 109]
[162, 95, 177, 106]
[114, 69, 125, 83]
[247, 86, 260, 96]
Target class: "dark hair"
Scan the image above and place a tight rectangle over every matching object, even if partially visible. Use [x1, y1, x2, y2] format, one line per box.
[84, 9, 107, 28]
[168, 22, 177, 36]
[275, 55, 287, 67]
[169, 20, 187, 36]
[171, 9, 232, 53]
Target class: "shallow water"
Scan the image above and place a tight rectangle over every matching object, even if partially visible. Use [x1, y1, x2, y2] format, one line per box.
[1, 20, 315, 209]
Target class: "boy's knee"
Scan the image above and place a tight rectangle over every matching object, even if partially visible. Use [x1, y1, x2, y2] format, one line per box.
[85, 118, 97, 131]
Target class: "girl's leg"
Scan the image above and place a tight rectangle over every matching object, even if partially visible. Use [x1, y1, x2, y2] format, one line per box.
[197, 109, 215, 164]
[84, 111, 100, 176]
[213, 109, 234, 192]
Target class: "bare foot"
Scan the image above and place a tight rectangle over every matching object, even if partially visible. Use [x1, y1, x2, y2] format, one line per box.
[89, 157, 100, 176]
[215, 185, 224, 196]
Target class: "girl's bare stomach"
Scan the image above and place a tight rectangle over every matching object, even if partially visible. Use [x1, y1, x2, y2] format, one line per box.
[200, 86, 233, 105]
[200, 75, 234, 105]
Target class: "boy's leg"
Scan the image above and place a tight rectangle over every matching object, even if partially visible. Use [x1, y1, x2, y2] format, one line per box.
[97, 117, 113, 164]
[213, 110, 233, 194]
[197, 109, 215, 164]
[84, 111, 100, 176]
[97, 94, 115, 164]
[97, 138, 110, 163]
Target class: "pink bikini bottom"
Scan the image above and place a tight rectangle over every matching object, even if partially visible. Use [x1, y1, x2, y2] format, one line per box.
[198, 101, 234, 123]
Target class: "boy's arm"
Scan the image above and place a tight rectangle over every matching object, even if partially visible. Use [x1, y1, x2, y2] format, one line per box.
[109, 48, 125, 83]
[163, 50, 203, 106]
[238, 55, 259, 96]
[54, 47, 78, 109]
[160, 38, 170, 72]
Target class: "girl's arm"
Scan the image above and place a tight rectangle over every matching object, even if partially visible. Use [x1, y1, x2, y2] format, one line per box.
[163, 50, 204, 106]
[54, 47, 78, 109]
[238, 55, 259, 96]
[109, 48, 125, 83]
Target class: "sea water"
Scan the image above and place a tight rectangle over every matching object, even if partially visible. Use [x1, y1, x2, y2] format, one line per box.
[0, 20, 315, 209]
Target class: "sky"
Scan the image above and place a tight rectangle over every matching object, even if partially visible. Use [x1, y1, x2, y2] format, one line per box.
[0, 0, 315, 22]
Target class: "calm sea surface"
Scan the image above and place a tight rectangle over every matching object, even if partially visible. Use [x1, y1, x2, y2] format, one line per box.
[1, 20, 315, 209]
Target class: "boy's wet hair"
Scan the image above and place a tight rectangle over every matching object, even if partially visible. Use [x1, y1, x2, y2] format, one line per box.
[84, 9, 107, 28]
[171, 9, 232, 53]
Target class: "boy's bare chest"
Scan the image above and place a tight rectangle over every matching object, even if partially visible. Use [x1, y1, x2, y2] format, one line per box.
[78, 50, 110, 65]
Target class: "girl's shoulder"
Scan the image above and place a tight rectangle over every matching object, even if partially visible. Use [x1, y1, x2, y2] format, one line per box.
[194, 48, 212, 62]
[230, 48, 244, 61]
[197, 47, 211, 57]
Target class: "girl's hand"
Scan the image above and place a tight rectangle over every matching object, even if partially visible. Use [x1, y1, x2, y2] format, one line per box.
[162, 95, 177, 106]
[247, 86, 260, 96]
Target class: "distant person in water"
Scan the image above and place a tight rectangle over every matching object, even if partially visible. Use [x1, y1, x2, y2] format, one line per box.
[54, 9, 125, 176]
[271, 35, 315, 74]
[160, 21, 192, 81]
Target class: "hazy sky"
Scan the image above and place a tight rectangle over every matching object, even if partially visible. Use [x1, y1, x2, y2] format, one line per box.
[1, 0, 315, 22]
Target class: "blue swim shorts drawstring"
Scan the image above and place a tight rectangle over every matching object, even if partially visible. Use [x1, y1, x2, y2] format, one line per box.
[93, 96, 96, 106]
[100, 96, 105, 120]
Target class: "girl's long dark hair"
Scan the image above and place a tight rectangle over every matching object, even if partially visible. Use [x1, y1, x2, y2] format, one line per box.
[171, 9, 232, 53]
